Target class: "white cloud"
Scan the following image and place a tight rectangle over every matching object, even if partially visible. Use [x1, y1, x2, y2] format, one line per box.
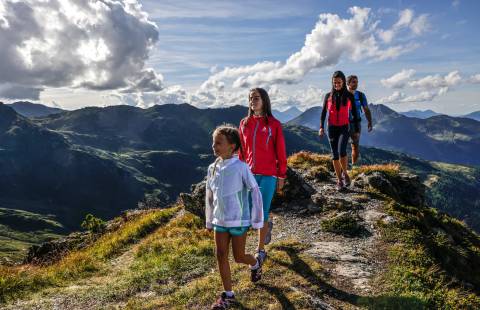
[381, 69, 416, 88]
[376, 91, 406, 104]
[469, 74, 480, 84]
[377, 70, 478, 104]
[408, 71, 461, 89]
[0, 0, 163, 99]
[377, 9, 429, 43]
[401, 90, 439, 103]
[200, 7, 421, 92]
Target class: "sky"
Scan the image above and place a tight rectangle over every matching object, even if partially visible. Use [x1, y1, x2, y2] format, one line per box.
[0, 0, 479, 115]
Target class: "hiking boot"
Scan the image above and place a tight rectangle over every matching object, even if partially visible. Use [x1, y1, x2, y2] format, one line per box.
[211, 292, 235, 309]
[250, 259, 262, 283]
[255, 249, 267, 265]
[264, 221, 274, 245]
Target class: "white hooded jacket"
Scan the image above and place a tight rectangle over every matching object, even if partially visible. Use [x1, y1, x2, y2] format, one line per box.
[205, 156, 264, 229]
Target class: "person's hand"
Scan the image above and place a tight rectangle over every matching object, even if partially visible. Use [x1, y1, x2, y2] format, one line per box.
[276, 178, 285, 194]
[318, 127, 325, 137]
[368, 122, 373, 132]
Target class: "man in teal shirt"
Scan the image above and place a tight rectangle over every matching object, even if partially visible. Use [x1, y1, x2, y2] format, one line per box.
[347, 75, 373, 165]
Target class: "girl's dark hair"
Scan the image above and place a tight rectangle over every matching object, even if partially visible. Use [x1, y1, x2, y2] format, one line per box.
[244, 88, 273, 125]
[331, 70, 349, 108]
[212, 124, 244, 173]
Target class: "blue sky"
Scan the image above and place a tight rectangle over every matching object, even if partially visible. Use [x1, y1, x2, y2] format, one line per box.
[1, 0, 479, 114]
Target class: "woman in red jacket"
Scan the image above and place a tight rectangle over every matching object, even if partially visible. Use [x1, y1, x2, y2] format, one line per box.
[239, 88, 287, 266]
[319, 71, 360, 191]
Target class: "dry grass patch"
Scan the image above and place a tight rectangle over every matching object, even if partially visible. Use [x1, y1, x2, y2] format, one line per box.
[351, 163, 400, 179]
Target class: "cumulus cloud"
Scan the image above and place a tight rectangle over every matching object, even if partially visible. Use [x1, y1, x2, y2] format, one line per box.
[408, 71, 461, 89]
[0, 0, 163, 99]
[378, 9, 429, 43]
[376, 69, 477, 104]
[376, 91, 406, 104]
[114, 83, 326, 111]
[469, 74, 480, 84]
[381, 69, 416, 88]
[200, 7, 422, 91]
[381, 70, 464, 90]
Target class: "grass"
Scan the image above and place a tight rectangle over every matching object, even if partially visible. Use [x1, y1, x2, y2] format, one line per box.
[371, 199, 480, 309]
[124, 240, 333, 309]
[287, 151, 332, 180]
[321, 213, 363, 237]
[0, 207, 178, 304]
[350, 163, 400, 179]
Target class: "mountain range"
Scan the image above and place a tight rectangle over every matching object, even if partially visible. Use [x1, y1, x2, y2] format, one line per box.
[0, 102, 479, 261]
[289, 103, 480, 166]
[272, 106, 303, 123]
[399, 109, 443, 119]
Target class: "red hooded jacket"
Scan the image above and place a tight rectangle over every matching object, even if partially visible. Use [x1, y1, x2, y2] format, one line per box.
[239, 115, 287, 179]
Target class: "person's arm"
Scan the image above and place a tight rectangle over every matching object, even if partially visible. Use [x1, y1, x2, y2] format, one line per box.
[238, 119, 246, 160]
[275, 122, 287, 186]
[361, 93, 373, 132]
[243, 165, 264, 229]
[319, 93, 329, 136]
[350, 93, 360, 133]
[205, 167, 214, 230]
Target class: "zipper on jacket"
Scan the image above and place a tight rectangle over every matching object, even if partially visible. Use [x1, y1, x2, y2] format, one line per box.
[252, 120, 260, 170]
[266, 126, 272, 148]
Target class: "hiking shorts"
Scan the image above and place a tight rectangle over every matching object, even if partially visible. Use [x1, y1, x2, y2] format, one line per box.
[349, 123, 361, 146]
[328, 125, 349, 160]
[213, 225, 250, 236]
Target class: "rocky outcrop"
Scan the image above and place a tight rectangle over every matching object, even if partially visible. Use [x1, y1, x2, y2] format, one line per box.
[353, 171, 425, 206]
[179, 178, 207, 220]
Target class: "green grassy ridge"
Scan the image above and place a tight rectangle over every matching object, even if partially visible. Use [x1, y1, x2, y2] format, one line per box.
[366, 190, 480, 309]
[0, 208, 65, 262]
[0, 207, 178, 304]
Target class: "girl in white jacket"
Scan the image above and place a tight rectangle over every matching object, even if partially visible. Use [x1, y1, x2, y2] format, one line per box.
[206, 124, 264, 310]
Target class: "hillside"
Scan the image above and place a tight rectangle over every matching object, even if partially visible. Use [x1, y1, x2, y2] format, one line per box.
[1, 103, 479, 262]
[1, 152, 478, 309]
[399, 109, 443, 119]
[288, 104, 480, 166]
[6, 102, 65, 118]
[464, 111, 480, 121]
[0, 104, 161, 251]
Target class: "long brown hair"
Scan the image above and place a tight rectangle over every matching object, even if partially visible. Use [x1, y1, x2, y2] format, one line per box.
[244, 88, 273, 126]
[330, 70, 349, 108]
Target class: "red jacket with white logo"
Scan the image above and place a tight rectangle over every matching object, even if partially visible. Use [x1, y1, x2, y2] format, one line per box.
[239, 115, 287, 179]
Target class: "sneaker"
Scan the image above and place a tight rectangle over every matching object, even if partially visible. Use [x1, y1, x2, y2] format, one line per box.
[211, 292, 235, 309]
[264, 221, 274, 245]
[336, 180, 344, 191]
[250, 259, 262, 283]
[343, 172, 351, 187]
[255, 249, 267, 265]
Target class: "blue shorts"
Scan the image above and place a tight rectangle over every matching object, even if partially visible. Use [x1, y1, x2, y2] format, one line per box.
[213, 225, 250, 236]
[251, 175, 277, 222]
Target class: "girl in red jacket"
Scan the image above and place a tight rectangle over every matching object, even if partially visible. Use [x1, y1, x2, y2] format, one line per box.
[239, 88, 287, 266]
[319, 71, 360, 191]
